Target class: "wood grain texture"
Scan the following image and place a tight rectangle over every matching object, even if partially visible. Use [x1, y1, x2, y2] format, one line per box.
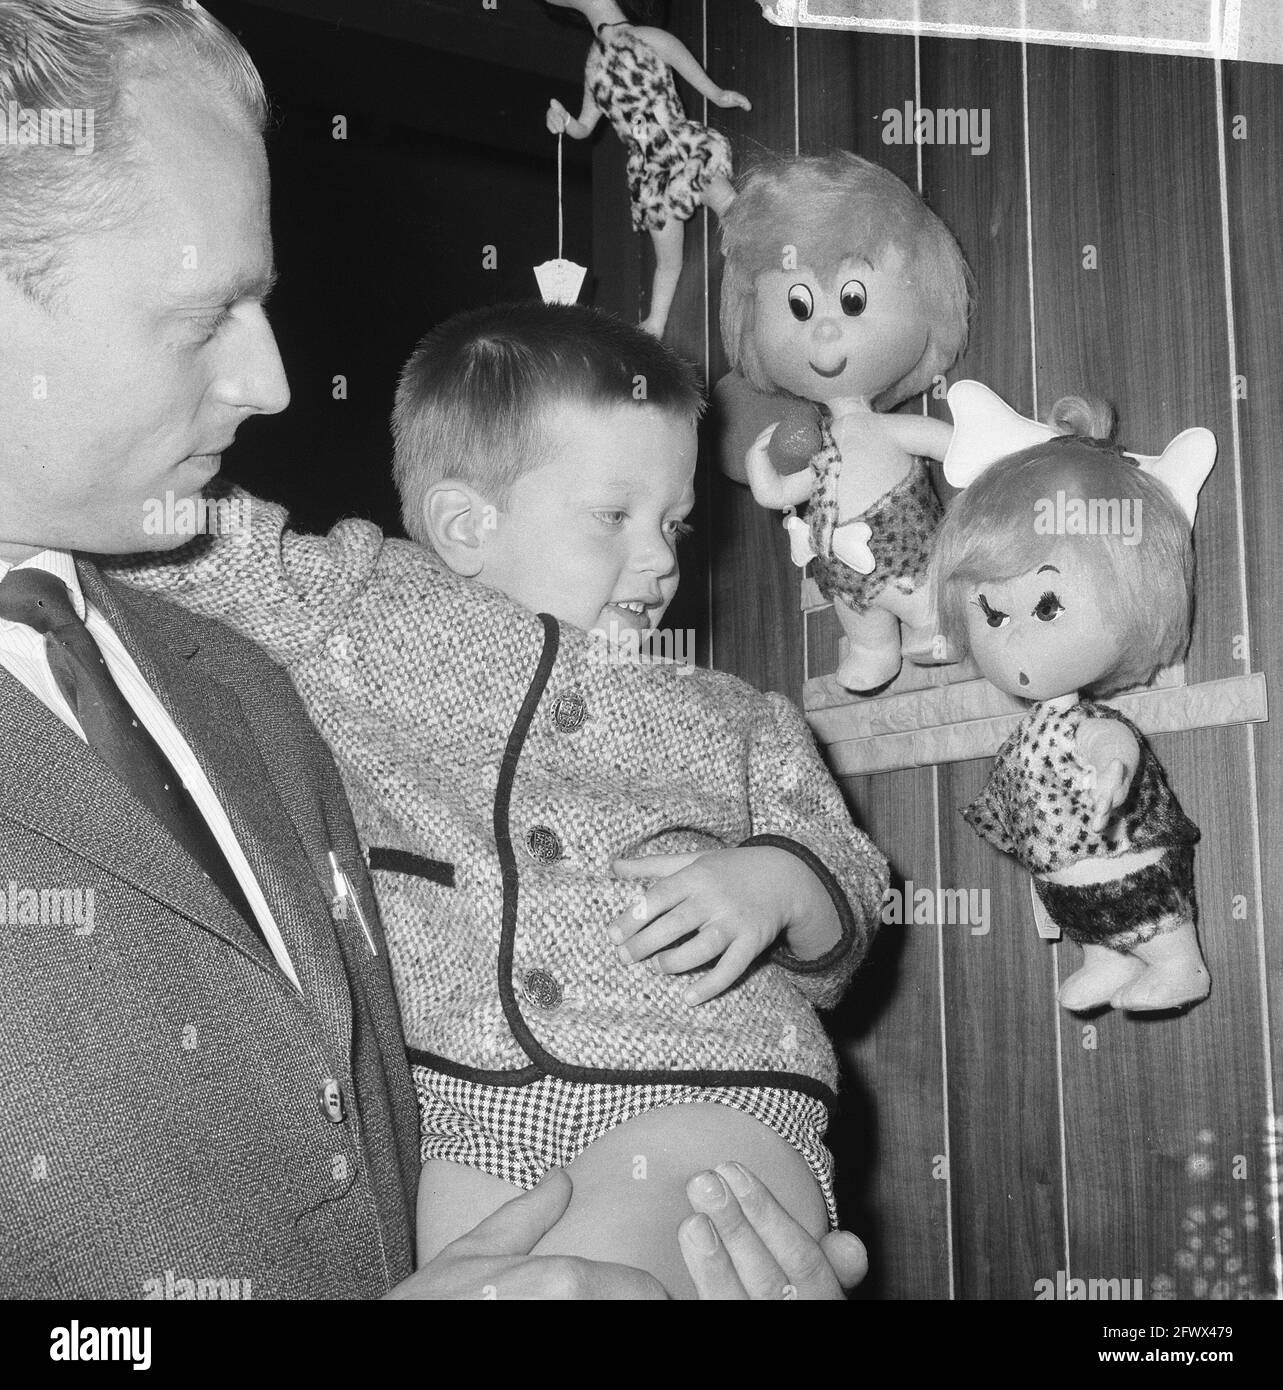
[836, 767, 951, 1300]
[1026, 47, 1273, 1299]
[1224, 56, 1283, 1299]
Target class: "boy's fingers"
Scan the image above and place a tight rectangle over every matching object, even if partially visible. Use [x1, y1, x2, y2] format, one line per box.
[617, 903, 703, 962]
[612, 852, 704, 880]
[607, 876, 688, 941]
[681, 943, 751, 1005]
[656, 920, 735, 975]
[443, 1169, 573, 1260]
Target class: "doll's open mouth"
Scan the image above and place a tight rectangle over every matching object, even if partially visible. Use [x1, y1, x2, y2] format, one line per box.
[809, 357, 848, 379]
[1018, 671, 1030, 687]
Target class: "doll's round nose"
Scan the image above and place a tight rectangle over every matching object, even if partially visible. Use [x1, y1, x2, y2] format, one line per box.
[812, 317, 843, 344]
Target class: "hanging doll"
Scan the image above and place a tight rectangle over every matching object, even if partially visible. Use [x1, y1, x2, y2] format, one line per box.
[932, 381, 1217, 1013]
[543, 0, 749, 338]
[720, 152, 974, 691]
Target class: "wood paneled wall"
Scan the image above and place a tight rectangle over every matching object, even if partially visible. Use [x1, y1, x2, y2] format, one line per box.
[641, 0, 1281, 1300]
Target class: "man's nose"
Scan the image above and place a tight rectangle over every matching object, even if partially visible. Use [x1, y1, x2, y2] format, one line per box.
[215, 305, 291, 417]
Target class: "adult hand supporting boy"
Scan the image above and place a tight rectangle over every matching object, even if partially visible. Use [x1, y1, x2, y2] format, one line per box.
[388, 1168, 865, 1299]
[609, 847, 842, 1005]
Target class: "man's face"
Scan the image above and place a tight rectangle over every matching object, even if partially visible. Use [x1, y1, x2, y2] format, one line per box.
[0, 72, 289, 559]
[474, 402, 697, 637]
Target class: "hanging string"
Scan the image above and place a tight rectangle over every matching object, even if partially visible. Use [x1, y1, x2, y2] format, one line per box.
[556, 130, 565, 260]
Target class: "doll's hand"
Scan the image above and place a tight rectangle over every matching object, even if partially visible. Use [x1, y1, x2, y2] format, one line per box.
[608, 847, 840, 1005]
[546, 99, 571, 135]
[713, 88, 752, 111]
[1088, 758, 1134, 834]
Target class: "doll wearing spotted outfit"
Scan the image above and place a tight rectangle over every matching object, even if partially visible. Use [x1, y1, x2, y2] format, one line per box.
[720, 153, 974, 692]
[545, 0, 748, 338]
[931, 391, 1215, 1013]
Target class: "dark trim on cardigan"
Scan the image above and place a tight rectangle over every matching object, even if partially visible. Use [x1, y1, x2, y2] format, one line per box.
[368, 846, 455, 888]
[407, 1046, 836, 1111]
[485, 614, 839, 1112]
[739, 833, 861, 977]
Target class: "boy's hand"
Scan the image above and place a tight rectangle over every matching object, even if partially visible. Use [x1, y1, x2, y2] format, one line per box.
[609, 847, 840, 1005]
[713, 88, 752, 110]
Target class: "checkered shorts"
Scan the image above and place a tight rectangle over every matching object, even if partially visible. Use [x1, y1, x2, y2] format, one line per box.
[412, 1065, 838, 1228]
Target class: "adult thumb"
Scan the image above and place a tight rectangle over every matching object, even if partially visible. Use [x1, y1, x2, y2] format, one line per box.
[445, 1169, 574, 1259]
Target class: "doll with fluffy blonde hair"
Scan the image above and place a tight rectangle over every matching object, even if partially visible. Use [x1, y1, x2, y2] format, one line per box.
[721, 152, 973, 692]
[931, 385, 1216, 1012]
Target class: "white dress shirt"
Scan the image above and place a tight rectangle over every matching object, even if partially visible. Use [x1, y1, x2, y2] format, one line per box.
[0, 550, 301, 992]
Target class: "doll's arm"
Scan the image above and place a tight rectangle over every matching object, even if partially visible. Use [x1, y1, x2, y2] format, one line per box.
[1076, 717, 1141, 834]
[634, 27, 751, 110]
[746, 425, 814, 510]
[547, 82, 602, 139]
[742, 692, 888, 1007]
[877, 413, 954, 463]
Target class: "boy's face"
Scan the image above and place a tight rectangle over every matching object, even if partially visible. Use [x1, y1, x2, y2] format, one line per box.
[477, 402, 697, 636]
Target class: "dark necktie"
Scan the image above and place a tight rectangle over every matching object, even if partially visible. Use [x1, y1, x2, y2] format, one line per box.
[0, 566, 263, 939]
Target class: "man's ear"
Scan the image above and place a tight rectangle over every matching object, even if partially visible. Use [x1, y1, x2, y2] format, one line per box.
[422, 483, 499, 577]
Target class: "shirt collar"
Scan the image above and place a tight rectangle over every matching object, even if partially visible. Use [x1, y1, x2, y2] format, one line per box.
[0, 550, 88, 621]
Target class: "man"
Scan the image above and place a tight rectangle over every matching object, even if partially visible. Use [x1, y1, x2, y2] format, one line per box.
[0, 0, 865, 1298]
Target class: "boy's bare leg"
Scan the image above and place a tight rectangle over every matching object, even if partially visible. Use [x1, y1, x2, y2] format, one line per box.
[416, 1103, 827, 1297]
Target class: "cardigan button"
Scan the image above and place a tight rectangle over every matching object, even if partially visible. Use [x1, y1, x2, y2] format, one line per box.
[522, 968, 563, 1011]
[525, 826, 563, 863]
[551, 690, 587, 732]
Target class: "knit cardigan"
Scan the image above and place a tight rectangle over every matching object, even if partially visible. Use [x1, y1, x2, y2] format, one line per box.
[113, 489, 888, 1105]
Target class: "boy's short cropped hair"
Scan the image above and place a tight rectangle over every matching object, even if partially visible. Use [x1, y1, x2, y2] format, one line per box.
[392, 301, 703, 543]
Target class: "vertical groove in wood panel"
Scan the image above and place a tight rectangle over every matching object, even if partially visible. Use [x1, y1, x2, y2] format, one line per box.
[919, 36, 1063, 1298]
[1028, 47, 1274, 1301]
[1223, 56, 1283, 1299]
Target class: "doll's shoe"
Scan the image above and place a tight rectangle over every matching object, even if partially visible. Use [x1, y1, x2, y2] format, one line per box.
[1112, 961, 1211, 1012]
[1058, 947, 1146, 1012]
[1110, 921, 1211, 1012]
[835, 643, 902, 693]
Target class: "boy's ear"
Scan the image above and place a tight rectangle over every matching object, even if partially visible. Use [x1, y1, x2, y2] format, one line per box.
[422, 483, 499, 577]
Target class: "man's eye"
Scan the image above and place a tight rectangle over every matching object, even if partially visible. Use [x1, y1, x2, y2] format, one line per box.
[787, 284, 814, 321]
[974, 593, 1009, 628]
[1033, 590, 1065, 622]
[839, 279, 867, 316]
[195, 307, 233, 342]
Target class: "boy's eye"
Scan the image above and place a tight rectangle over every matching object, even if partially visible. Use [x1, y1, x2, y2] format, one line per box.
[1033, 590, 1065, 622]
[594, 510, 627, 527]
[974, 593, 1009, 628]
[787, 284, 814, 321]
[839, 279, 867, 316]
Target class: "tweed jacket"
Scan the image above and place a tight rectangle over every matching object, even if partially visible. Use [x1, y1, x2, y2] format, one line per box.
[115, 489, 888, 1106]
[0, 565, 420, 1299]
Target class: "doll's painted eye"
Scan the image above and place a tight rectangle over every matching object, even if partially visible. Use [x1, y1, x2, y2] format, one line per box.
[839, 280, 867, 316]
[1033, 590, 1065, 622]
[787, 284, 815, 321]
[974, 593, 1009, 628]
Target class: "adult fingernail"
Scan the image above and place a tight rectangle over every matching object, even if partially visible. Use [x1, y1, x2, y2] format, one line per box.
[684, 1215, 718, 1254]
[716, 1161, 752, 1198]
[688, 1171, 728, 1208]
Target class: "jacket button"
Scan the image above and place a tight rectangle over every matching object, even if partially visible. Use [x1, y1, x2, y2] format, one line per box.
[522, 968, 563, 1011]
[526, 826, 563, 863]
[552, 691, 587, 732]
[319, 1079, 345, 1123]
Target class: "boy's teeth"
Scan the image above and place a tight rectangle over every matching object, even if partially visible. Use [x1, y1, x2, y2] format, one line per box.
[616, 601, 644, 613]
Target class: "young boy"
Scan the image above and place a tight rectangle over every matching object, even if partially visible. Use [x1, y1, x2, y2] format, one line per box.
[113, 302, 887, 1298]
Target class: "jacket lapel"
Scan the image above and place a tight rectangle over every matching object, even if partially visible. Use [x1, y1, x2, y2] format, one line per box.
[0, 562, 354, 1049]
